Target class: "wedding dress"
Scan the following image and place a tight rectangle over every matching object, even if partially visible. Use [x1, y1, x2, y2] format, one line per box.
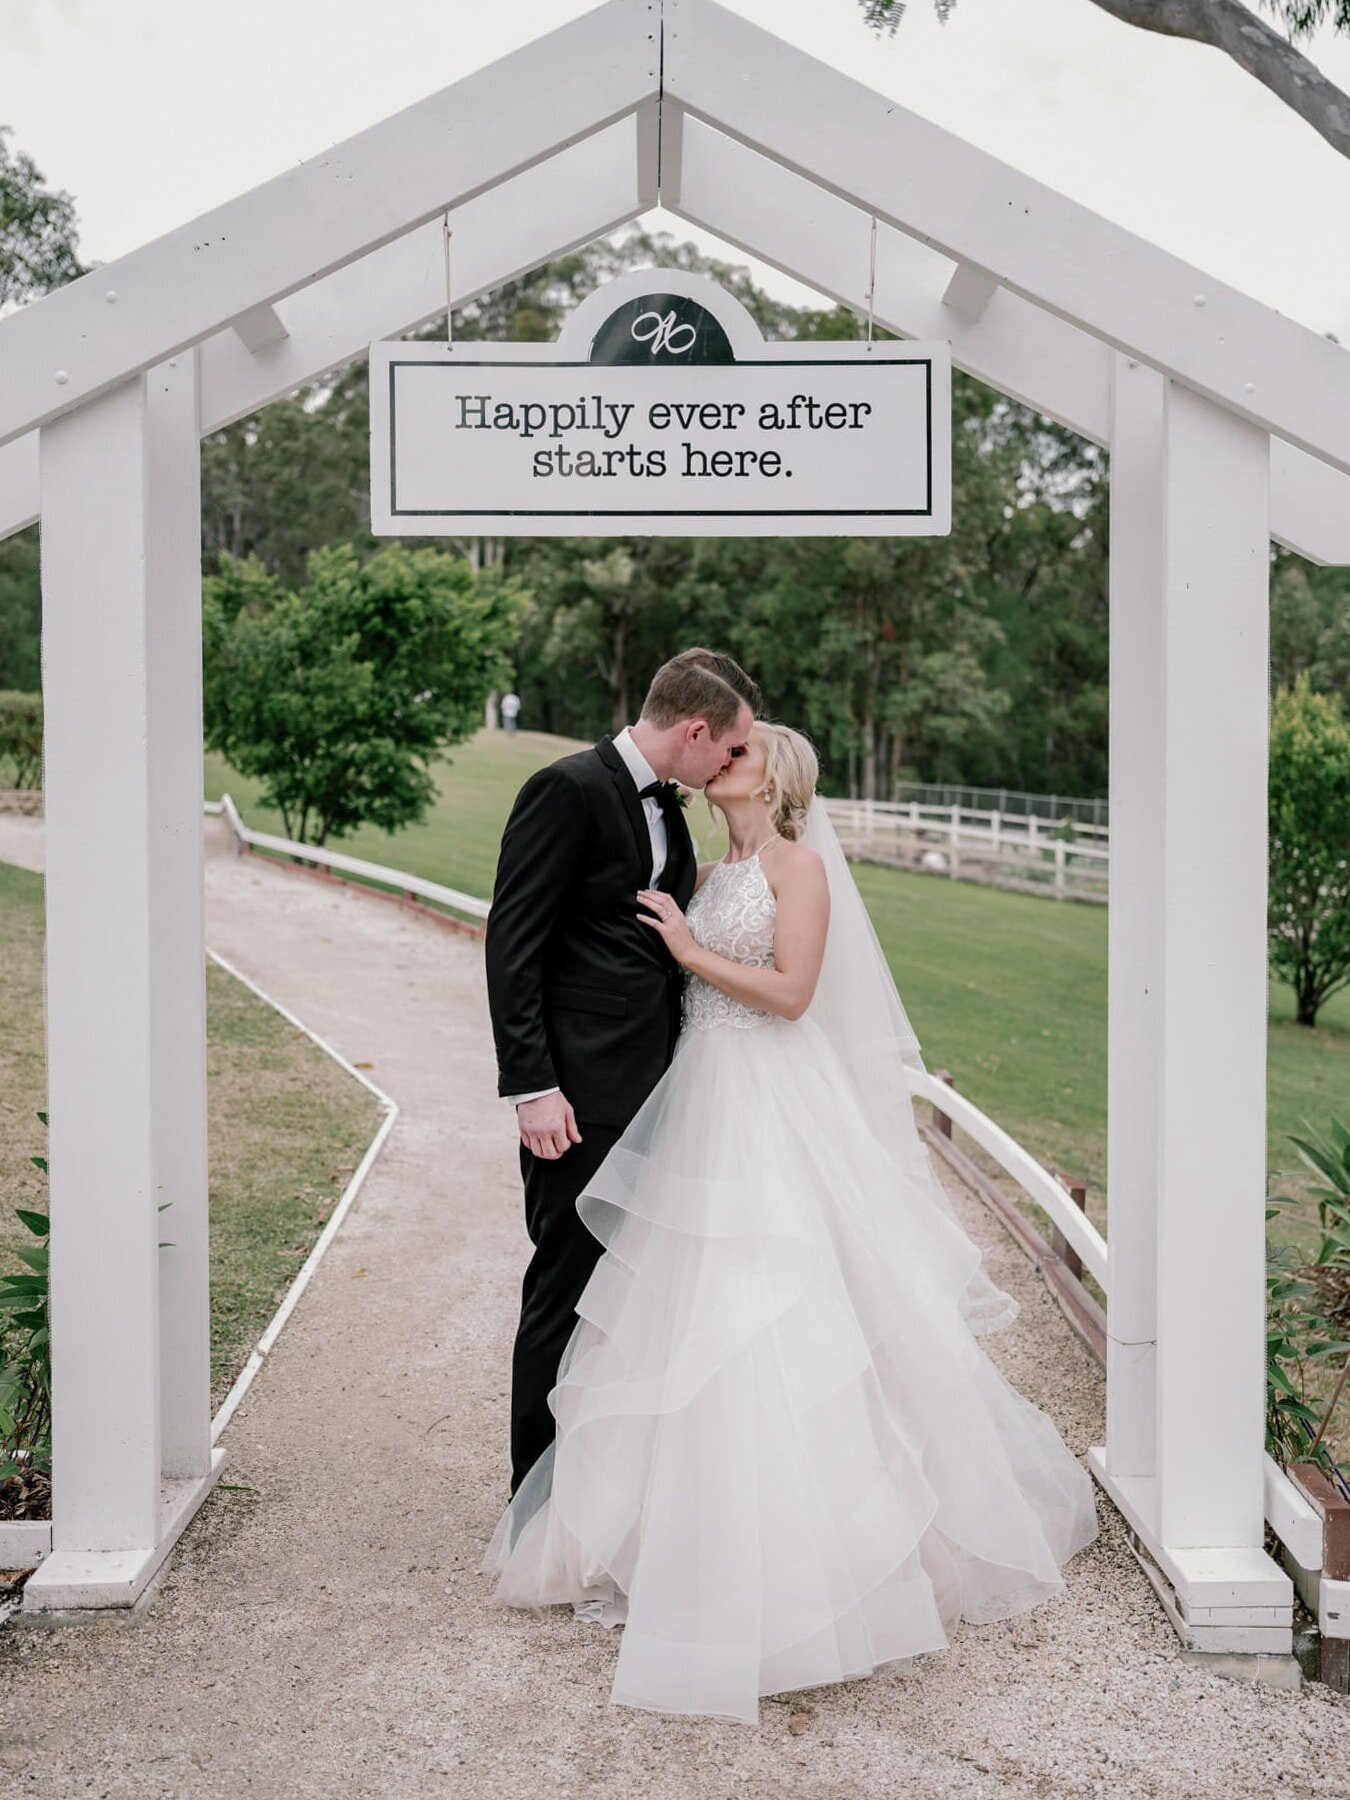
[481, 801, 1100, 1726]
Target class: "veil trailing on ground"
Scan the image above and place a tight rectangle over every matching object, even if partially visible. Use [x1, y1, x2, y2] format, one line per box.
[798, 798, 1020, 1336]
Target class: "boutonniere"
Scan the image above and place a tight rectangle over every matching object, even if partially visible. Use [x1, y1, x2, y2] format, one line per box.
[674, 785, 693, 809]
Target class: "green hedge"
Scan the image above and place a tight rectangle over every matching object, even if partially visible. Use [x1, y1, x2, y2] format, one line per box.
[0, 692, 41, 789]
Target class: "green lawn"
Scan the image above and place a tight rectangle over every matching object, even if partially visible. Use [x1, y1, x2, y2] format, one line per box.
[207, 728, 1349, 1253]
[0, 860, 381, 1406]
[205, 730, 595, 905]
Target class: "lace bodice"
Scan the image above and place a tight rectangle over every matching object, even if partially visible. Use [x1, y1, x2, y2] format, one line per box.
[682, 851, 777, 1032]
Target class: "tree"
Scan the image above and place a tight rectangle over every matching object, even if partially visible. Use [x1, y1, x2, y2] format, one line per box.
[0, 529, 40, 693]
[1268, 673, 1350, 1026]
[1271, 549, 1350, 704]
[859, 2, 1350, 162]
[0, 125, 86, 312]
[0, 127, 86, 690]
[202, 544, 525, 845]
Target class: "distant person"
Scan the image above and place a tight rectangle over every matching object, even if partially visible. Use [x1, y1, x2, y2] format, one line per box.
[500, 691, 521, 734]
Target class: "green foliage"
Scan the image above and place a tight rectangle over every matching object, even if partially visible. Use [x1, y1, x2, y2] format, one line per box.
[1271, 546, 1350, 702]
[0, 126, 85, 311]
[202, 542, 526, 845]
[857, 0, 1350, 36]
[1268, 674, 1350, 1027]
[0, 526, 40, 693]
[0, 690, 41, 787]
[0, 1113, 50, 1487]
[1266, 1116, 1350, 1490]
[1255, 0, 1350, 36]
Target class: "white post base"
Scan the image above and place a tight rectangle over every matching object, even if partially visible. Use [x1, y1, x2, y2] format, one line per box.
[21, 1447, 226, 1614]
[1088, 1447, 1297, 1672]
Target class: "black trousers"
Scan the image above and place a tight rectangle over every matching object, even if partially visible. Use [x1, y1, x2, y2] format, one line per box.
[509, 1121, 621, 1498]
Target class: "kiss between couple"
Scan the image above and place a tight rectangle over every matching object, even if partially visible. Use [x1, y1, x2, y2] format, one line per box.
[480, 647, 1099, 1727]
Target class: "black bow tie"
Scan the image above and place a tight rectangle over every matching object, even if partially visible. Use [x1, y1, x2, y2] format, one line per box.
[639, 778, 680, 806]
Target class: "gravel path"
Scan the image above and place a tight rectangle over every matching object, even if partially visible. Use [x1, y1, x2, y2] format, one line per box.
[0, 812, 1345, 1798]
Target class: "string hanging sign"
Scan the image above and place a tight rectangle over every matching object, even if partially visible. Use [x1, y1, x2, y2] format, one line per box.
[369, 269, 951, 538]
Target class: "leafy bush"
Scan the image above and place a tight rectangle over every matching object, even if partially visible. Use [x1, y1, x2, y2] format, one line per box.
[1269, 675, 1350, 1028]
[202, 543, 526, 845]
[0, 1114, 50, 1507]
[0, 1114, 176, 1521]
[0, 690, 42, 789]
[1267, 1114, 1350, 1496]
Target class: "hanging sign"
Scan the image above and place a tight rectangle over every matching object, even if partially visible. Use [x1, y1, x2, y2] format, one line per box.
[369, 269, 950, 537]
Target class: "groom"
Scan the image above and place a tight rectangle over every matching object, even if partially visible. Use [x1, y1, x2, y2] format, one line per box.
[486, 647, 760, 1497]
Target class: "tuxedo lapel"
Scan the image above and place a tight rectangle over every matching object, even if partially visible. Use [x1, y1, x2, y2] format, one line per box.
[661, 803, 696, 906]
[594, 735, 652, 883]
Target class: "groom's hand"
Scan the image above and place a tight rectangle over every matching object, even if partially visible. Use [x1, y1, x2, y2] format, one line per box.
[517, 1091, 582, 1160]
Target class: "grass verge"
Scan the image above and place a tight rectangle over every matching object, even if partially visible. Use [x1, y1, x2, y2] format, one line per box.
[0, 859, 382, 1408]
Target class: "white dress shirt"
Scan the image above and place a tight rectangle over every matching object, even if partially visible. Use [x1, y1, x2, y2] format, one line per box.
[506, 726, 668, 1107]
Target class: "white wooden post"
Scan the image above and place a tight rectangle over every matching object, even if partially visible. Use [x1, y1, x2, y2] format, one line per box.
[38, 379, 165, 1567]
[1153, 380, 1271, 1555]
[146, 353, 212, 1482]
[1103, 356, 1164, 1485]
[1091, 356, 1290, 1651]
[29, 364, 219, 1610]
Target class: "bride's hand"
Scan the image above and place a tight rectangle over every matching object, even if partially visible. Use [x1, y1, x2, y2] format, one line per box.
[637, 890, 697, 965]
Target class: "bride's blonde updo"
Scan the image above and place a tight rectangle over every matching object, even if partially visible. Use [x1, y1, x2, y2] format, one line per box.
[751, 720, 818, 842]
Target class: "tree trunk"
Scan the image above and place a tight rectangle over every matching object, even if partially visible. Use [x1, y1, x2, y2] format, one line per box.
[888, 729, 904, 802]
[1087, 0, 1350, 163]
[609, 614, 629, 734]
[1296, 971, 1321, 1028]
[860, 715, 877, 802]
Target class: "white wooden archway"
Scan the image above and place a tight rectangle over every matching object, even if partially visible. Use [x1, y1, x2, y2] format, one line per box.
[2, 0, 1346, 1658]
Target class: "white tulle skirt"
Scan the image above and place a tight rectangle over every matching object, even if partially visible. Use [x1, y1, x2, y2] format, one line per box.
[481, 1011, 1100, 1725]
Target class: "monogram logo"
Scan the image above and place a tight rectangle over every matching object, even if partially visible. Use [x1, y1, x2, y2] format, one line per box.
[630, 308, 699, 358]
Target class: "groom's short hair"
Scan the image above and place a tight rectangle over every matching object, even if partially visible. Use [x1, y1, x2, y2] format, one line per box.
[640, 647, 761, 736]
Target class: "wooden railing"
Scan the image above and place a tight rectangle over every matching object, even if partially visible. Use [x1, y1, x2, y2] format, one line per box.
[921, 1065, 1342, 1680]
[207, 794, 490, 927]
[823, 796, 1109, 903]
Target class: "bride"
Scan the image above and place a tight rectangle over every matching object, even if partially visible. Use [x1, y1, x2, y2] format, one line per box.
[481, 720, 1100, 1725]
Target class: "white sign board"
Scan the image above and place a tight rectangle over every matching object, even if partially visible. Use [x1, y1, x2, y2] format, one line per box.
[369, 270, 950, 538]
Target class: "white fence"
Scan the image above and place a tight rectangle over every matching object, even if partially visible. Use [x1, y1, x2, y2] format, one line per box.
[824, 796, 1110, 903]
[207, 794, 491, 923]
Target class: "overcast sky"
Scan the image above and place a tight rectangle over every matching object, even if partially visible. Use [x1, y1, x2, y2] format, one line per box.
[4, 0, 1349, 342]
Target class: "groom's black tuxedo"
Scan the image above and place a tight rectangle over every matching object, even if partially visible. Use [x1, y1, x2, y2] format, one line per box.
[485, 735, 697, 1495]
[485, 735, 696, 1126]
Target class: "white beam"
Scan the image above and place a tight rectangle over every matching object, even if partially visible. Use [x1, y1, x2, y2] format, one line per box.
[145, 350, 212, 1483]
[668, 116, 1350, 567]
[942, 262, 1000, 323]
[659, 100, 686, 207]
[666, 0, 1350, 479]
[229, 303, 289, 353]
[197, 118, 645, 434]
[0, 124, 645, 545]
[670, 115, 1110, 441]
[0, 0, 658, 448]
[636, 97, 660, 208]
[0, 434, 39, 538]
[5, 106, 1346, 564]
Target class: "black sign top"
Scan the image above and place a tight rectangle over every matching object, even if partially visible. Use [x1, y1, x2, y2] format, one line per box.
[588, 291, 737, 366]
